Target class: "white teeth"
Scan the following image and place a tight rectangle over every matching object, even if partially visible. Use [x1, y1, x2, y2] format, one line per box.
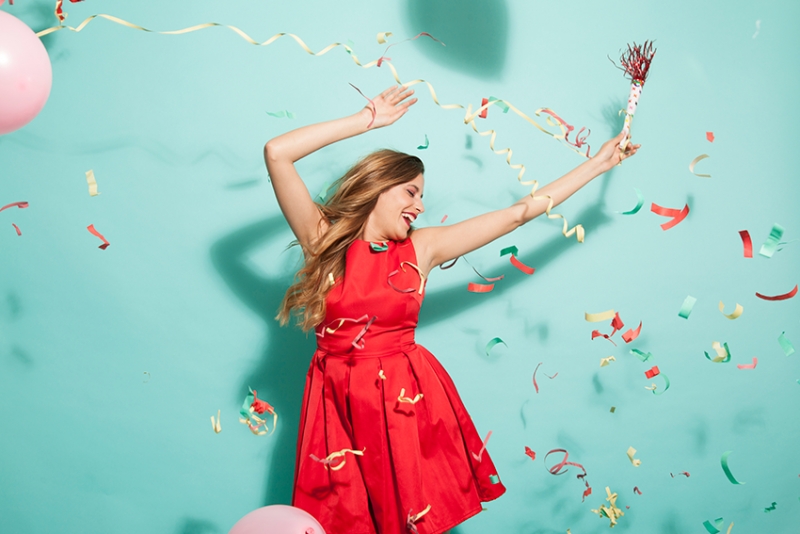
[402, 213, 416, 222]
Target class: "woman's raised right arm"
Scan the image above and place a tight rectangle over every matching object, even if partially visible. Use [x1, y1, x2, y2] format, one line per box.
[264, 86, 416, 248]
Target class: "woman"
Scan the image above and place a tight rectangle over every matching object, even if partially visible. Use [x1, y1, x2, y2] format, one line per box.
[264, 85, 639, 534]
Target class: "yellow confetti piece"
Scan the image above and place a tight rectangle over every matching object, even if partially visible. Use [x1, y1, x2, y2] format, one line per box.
[327, 273, 335, 287]
[591, 487, 625, 527]
[600, 356, 616, 367]
[210, 410, 221, 433]
[718, 301, 743, 320]
[400, 261, 426, 295]
[708, 341, 730, 362]
[85, 169, 99, 196]
[586, 309, 616, 322]
[376, 31, 393, 44]
[398, 388, 424, 404]
[378, 369, 387, 380]
[626, 446, 641, 467]
[689, 154, 711, 178]
[309, 447, 365, 471]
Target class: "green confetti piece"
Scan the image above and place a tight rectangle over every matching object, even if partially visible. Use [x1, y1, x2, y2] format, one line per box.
[630, 348, 653, 362]
[720, 451, 745, 485]
[317, 181, 332, 202]
[652, 373, 670, 395]
[239, 387, 255, 419]
[763, 502, 777, 513]
[610, 406, 616, 413]
[369, 242, 389, 252]
[499, 246, 518, 257]
[417, 134, 429, 150]
[778, 331, 795, 356]
[487, 96, 510, 113]
[485, 337, 507, 356]
[758, 223, 784, 258]
[678, 295, 696, 319]
[702, 517, 724, 534]
[704, 342, 731, 363]
[266, 110, 296, 119]
[617, 188, 644, 215]
[489, 474, 500, 484]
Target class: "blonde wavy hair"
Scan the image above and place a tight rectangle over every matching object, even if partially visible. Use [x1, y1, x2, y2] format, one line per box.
[277, 149, 425, 331]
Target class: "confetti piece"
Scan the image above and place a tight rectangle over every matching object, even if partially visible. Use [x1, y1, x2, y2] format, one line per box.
[398, 388, 424, 404]
[719, 301, 743, 319]
[671, 471, 690, 477]
[720, 451, 745, 485]
[678, 295, 697, 319]
[600, 356, 616, 367]
[736, 357, 757, 370]
[441, 256, 505, 282]
[489, 474, 500, 484]
[532, 362, 557, 393]
[755, 284, 798, 301]
[11, 224, 21, 236]
[0, 201, 29, 213]
[778, 332, 795, 356]
[622, 321, 642, 343]
[763, 502, 777, 513]
[524, 446, 536, 461]
[440, 215, 447, 223]
[536, 108, 592, 156]
[705, 341, 731, 363]
[238, 387, 277, 435]
[265, 109, 296, 119]
[417, 134, 429, 150]
[468, 282, 494, 293]
[758, 223, 784, 258]
[485, 337, 507, 356]
[651, 202, 690, 230]
[627, 447, 642, 467]
[544, 449, 592, 501]
[617, 188, 644, 215]
[85, 169, 99, 196]
[630, 348, 653, 362]
[487, 96, 510, 113]
[406, 504, 431, 534]
[210, 410, 222, 433]
[585, 309, 616, 322]
[647, 373, 670, 395]
[472, 430, 492, 462]
[633, 486, 642, 495]
[378, 370, 386, 380]
[376, 31, 393, 44]
[689, 154, 711, 178]
[86, 224, 110, 249]
[591, 487, 624, 527]
[610, 406, 616, 413]
[644, 366, 659, 379]
[351, 315, 377, 349]
[703, 518, 724, 534]
[706, 132, 715, 142]
[309, 447, 365, 471]
[479, 98, 489, 119]
[739, 230, 753, 258]
[499, 245, 518, 256]
[507, 255, 534, 275]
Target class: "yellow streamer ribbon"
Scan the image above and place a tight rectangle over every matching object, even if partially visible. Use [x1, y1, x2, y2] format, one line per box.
[689, 154, 711, 178]
[210, 410, 221, 434]
[585, 309, 616, 322]
[591, 487, 625, 527]
[309, 447, 365, 471]
[400, 261, 426, 295]
[85, 169, 99, 196]
[376, 31, 393, 44]
[718, 301, 743, 320]
[398, 388, 424, 404]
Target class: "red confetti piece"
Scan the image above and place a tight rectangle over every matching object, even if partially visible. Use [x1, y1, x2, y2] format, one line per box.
[509, 254, 535, 275]
[0, 201, 29, 213]
[440, 214, 448, 223]
[86, 224, 110, 249]
[739, 230, 753, 258]
[471, 430, 492, 462]
[524, 446, 536, 461]
[644, 366, 660, 379]
[12, 224, 21, 236]
[467, 282, 494, 293]
[633, 486, 642, 495]
[755, 284, 798, 301]
[706, 132, 715, 142]
[650, 203, 690, 231]
[670, 471, 690, 477]
[535, 108, 592, 156]
[611, 312, 624, 333]
[479, 98, 489, 119]
[250, 390, 275, 415]
[622, 321, 642, 343]
[591, 330, 616, 345]
[544, 449, 592, 501]
[736, 357, 758, 370]
[351, 315, 376, 349]
[532, 362, 558, 393]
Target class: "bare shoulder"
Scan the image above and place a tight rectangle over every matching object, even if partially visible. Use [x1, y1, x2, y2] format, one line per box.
[409, 226, 445, 277]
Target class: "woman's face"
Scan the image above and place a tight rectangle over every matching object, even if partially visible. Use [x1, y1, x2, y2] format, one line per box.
[363, 173, 425, 242]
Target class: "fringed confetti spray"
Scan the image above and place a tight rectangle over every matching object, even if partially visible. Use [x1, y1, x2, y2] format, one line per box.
[613, 41, 656, 150]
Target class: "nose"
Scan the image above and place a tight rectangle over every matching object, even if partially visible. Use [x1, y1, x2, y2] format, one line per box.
[415, 199, 425, 214]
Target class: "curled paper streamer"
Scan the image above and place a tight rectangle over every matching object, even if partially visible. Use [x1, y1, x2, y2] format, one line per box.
[210, 410, 221, 433]
[309, 448, 365, 471]
[351, 316, 377, 349]
[348, 83, 376, 128]
[622, 322, 642, 343]
[317, 314, 369, 338]
[536, 108, 592, 156]
[671, 471, 690, 478]
[738, 230, 753, 258]
[591, 487, 624, 527]
[85, 170, 99, 196]
[472, 430, 492, 462]
[406, 504, 431, 534]
[678, 295, 697, 319]
[705, 341, 731, 363]
[758, 223, 784, 258]
[689, 154, 712, 178]
[585, 309, 616, 322]
[12, 224, 22, 236]
[718, 301, 743, 319]
[265, 110, 296, 119]
[736, 357, 757, 370]
[387, 270, 416, 294]
[703, 518, 724, 534]
[755, 284, 798, 301]
[468, 282, 494, 293]
[532, 362, 557, 393]
[399, 261, 426, 295]
[651, 202, 690, 230]
[500, 245, 535, 275]
[86, 224, 110, 249]
[647, 373, 670, 395]
[600, 356, 616, 367]
[544, 449, 592, 501]
[397, 388, 423, 404]
[524, 446, 536, 461]
[0, 201, 30, 213]
[617, 188, 644, 215]
[485, 337, 507, 356]
[417, 134, 429, 150]
[720, 450, 745, 485]
[778, 332, 795, 356]
[626, 446, 642, 467]
[630, 348, 653, 362]
[441, 255, 504, 282]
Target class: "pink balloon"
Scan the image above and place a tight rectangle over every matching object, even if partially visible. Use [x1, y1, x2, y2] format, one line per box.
[0, 10, 53, 135]
[229, 505, 326, 534]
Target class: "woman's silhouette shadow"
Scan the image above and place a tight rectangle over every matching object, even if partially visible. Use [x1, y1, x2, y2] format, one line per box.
[209, 105, 623, 513]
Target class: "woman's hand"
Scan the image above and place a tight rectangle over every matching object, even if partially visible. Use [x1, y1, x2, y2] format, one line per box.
[365, 85, 417, 129]
[592, 131, 641, 173]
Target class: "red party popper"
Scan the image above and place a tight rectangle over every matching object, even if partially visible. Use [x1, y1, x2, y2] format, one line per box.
[613, 41, 656, 150]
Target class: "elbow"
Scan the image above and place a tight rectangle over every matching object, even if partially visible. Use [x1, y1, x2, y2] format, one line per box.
[263, 140, 280, 164]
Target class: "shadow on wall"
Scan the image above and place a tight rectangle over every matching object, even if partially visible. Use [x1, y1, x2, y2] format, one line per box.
[404, 0, 509, 79]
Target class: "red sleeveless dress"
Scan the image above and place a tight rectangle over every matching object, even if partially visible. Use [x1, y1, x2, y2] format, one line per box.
[292, 238, 505, 534]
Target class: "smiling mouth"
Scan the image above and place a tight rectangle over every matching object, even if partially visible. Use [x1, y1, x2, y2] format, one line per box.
[402, 213, 416, 227]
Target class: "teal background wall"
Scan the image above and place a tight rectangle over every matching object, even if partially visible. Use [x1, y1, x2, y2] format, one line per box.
[1, 1, 799, 532]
